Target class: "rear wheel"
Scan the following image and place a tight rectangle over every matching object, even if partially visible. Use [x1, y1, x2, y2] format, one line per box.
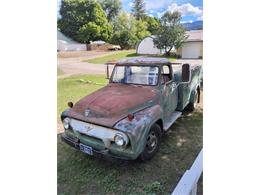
[186, 90, 199, 111]
[140, 124, 162, 161]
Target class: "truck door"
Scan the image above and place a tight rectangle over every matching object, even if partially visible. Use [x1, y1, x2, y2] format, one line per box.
[161, 65, 178, 120]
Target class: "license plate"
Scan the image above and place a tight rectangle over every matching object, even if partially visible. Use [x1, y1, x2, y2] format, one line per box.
[79, 143, 93, 155]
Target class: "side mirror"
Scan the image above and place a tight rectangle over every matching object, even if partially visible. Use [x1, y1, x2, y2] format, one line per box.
[182, 63, 191, 83]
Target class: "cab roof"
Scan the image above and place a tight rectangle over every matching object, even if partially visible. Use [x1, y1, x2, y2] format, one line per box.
[116, 57, 171, 65]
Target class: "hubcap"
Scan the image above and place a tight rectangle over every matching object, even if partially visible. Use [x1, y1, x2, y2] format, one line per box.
[146, 132, 158, 153]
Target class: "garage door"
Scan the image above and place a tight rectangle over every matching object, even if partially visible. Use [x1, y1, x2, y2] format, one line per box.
[182, 42, 201, 59]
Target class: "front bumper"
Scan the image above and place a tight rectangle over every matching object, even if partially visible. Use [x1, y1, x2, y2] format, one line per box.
[61, 133, 136, 161]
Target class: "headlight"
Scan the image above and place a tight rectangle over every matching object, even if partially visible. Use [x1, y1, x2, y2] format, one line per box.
[63, 118, 70, 129]
[114, 134, 125, 146]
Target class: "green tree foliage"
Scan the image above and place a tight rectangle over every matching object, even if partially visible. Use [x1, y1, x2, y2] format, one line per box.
[98, 0, 122, 21]
[111, 12, 150, 49]
[154, 11, 187, 55]
[143, 16, 160, 34]
[58, 0, 112, 43]
[132, 0, 146, 20]
[135, 20, 150, 40]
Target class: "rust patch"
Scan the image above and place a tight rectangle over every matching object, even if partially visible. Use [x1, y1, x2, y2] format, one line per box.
[67, 83, 158, 127]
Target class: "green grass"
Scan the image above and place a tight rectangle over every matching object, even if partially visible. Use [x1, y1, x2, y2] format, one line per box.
[57, 74, 202, 194]
[57, 75, 108, 118]
[85, 50, 176, 64]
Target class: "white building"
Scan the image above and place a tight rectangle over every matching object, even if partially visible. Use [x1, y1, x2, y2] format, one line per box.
[177, 30, 203, 59]
[136, 30, 203, 59]
[57, 30, 86, 51]
[136, 36, 165, 55]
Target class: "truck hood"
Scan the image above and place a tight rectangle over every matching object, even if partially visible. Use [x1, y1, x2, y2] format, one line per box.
[67, 83, 158, 127]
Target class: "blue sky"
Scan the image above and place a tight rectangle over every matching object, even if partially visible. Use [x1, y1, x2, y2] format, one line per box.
[57, 0, 203, 23]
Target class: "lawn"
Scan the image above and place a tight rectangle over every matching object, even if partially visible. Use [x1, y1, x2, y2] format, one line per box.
[85, 50, 176, 64]
[85, 50, 137, 64]
[57, 74, 202, 194]
[57, 74, 108, 118]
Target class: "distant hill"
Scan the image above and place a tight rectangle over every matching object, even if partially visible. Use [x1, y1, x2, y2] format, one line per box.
[182, 21, 203, 31]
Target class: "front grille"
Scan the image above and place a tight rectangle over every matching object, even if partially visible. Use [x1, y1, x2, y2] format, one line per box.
[79, 133, 104, 145]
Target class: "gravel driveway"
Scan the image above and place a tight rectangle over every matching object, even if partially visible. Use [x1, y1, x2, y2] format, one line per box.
[57, 50, 115, 78]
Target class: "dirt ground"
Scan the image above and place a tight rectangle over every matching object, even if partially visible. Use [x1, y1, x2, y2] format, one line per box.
[57, 50, 123, 78]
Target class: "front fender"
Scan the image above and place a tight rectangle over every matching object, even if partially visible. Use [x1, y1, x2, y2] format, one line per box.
[114, 104, 163, 157]
[61, 108, 71, 121]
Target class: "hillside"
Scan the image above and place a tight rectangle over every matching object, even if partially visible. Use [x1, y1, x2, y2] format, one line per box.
[182, 21, 203, 31]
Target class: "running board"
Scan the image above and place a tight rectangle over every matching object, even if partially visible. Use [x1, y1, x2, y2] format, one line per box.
[163, 111, 182, 130]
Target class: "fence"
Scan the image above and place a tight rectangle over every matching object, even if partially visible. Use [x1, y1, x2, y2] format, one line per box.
[172, 149, 203, 195]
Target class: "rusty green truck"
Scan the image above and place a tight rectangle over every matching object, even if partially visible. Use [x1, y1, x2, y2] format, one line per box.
[61, 57, 202, 161]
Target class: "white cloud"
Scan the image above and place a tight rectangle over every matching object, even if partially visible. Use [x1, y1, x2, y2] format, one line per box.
[145, 0, 172, 10]
[167, 3, 202, 16]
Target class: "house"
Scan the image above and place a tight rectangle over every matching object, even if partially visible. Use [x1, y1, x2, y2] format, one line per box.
[176, 30, 203, 59]
[57, 30, 86, 51]
[136, 30, 203, 59]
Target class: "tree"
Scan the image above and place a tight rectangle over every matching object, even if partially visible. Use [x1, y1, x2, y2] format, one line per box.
[154, 11, 187, 56]
[58, 0, 112, 43]
[98, 0, 122, 21]
[111, 13, 137, 49]
[132, 0, 146, 20]
[143, 16, 160, 34]
[134, 20, 150, 40]
[77, 22, 112, 44]
[111, 12, 150, 49]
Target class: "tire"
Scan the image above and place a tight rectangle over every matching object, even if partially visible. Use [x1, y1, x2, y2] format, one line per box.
[139, 124, 162, 161]
[186, 90, 199, 111]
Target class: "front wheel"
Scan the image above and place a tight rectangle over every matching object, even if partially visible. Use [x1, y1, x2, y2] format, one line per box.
[139, 124, 162, 161]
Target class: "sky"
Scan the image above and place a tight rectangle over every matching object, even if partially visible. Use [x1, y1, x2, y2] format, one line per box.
[123, 0, 203, 23]
[57, 0, 203, 23]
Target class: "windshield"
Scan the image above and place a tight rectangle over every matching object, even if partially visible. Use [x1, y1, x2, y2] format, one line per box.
[111, 65, 159, 86]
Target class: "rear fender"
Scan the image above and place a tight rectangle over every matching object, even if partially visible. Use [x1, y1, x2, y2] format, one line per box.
[189, 84, 200, 104]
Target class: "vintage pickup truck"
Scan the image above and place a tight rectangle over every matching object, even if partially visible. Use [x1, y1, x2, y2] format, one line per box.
[61, 57, 202, 161]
